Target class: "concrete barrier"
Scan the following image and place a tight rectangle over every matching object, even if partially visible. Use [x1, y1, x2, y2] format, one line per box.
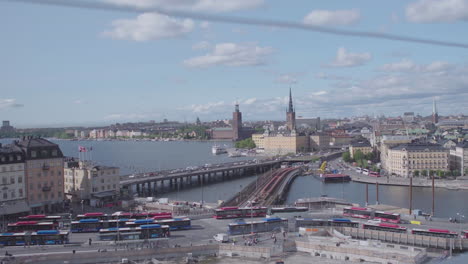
[219, 244, 271, 259]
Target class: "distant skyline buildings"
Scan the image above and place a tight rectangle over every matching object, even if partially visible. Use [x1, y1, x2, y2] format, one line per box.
[1, 0, 468, 127]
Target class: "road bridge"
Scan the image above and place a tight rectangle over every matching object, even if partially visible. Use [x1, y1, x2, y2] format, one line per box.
[120, 160, 281, 197]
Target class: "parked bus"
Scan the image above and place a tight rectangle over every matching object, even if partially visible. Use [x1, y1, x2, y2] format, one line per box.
[19, 214, 61, 221]
[343, 207, 373, 219]
[156, 218, 191, 231]
[70, 219, 102, 233]
[362, 223, 407, 233]
[0, 230, 69, 246]
[98, 224, 170, 241]
[369, 171, 381, 177]
[213, 207, 268, 219]
[228, 217, 288, 235]
[124, 219, 156, 228]
[7, 221, 57, 232]
[295, 218, 359, 229]
[373, 211, 401, 223]
[271, 207, 308, 214]
[411, 228, 458, 238]
[76, 212, 109, 220]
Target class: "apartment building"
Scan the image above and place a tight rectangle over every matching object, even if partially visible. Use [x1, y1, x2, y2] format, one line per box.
[449, 141, 468, 176]
[14, 137, 64, 214]
[384, 143, 448, 177]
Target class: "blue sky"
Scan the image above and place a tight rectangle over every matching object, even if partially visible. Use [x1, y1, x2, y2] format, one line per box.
[1, 0, 468, 127]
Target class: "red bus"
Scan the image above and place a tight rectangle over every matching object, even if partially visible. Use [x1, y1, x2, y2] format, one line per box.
[213, 207, 268, 219]
[462, 230, 468, 239]
[369, 171, 381, 177]
[343, 207, 373, 219]
[7, 221, 57, 232]
[373, 211, 401, 223]
[411, 228, 458, 238]
[76, 212, 109, 220]
[19, 214, 62, 221]
[363, 223, 407, 233]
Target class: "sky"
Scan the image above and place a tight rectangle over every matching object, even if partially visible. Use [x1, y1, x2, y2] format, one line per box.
[1, 0, 468, 128]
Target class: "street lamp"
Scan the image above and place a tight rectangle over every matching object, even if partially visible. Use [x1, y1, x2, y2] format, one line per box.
[457, 213, 465, 234]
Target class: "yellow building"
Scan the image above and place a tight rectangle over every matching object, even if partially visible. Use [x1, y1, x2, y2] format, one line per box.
[385, 143, 448, 177]
[252, 134, 265, 150]
[349, 141, 373, 159]
[261, 132, 309, 155]
[64, 160, 120, 203]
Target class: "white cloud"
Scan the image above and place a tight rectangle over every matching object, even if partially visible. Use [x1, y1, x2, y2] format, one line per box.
[315, 72, 351, 80]
[74, 100, 87, 105]
[276, 74, 297, 84]
[406, 0, 468, 23]
[380, 59, 453, 73]
[183, 42, 274, 68]
[303, 9, 360, 26]
[103, 13, 194, 41]
[327, 47, 371, 67]
[312, 91, 328, 96]
[104, 0, 264, 12]
[192, 41, 211, 50]
[0, 99, 23, 109]
[200, 21, 211, 29]
[244, 98, 257, 105]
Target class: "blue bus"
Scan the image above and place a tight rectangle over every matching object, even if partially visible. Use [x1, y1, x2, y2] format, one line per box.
[98, 224, 170, 241]
[156, 218, 191, 231]
[0, 230, 69, 246]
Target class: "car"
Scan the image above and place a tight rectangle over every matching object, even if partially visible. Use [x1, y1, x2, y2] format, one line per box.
[213, 233, 229, 243]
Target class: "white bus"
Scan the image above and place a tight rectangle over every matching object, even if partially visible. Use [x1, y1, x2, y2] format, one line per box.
[362, 169, 369, 175]
[355, 167, 362, 173]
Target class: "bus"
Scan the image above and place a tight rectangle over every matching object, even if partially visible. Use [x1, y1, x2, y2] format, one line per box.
[228, 217, 288, 235]
[124, 219, 156, 228]
[411, 228, 458, 238]
[373, 211, 401, 223]
[70, 219, 102, 233]
[7, 221, 57, 232]
[369, 171, 381, 177]
[76, 212, 109, 220]
[363, 223, 407, 233]
[213, 207, 268, 219]
[295, 218, 359, 229]
[98, 224, 170, 241]
[362, 169, 369, 175]
[19, 214, 62, 221]
[112, 212, 172, 220]
[270, 207, 308, 213]
[343, 207, 373, 219]
[0, 230, 69, 246]
[462, 230, 468, 239]
[156, 218, 191, 231]
[355, 167, 362, 173]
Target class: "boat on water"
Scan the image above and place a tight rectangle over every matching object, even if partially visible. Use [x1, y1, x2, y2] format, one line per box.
[320, 173, 351, 183]
[212, 145, 227, 155]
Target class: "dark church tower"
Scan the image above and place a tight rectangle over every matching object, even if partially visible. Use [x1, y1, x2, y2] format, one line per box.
[233, 103, 242, 141]
[432, 98, 439, 124]
[286, 88, 296, 131]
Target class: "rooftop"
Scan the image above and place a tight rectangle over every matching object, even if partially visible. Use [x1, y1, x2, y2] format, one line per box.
[390, 143, 446, 151]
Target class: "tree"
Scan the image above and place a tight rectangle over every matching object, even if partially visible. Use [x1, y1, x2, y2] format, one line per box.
[421, 170, 427, 177]
[453, 170, 460, 177]
[413, 170, 420, 177]
[465, 168, 468, 176]
[234, 138, 256, 149]
[353, 150, 364, 162]
[342, 152, 352, 163]
[429, 170, 436, 177]
[437, 170, 444, 178]
[365, 152, 375, 162]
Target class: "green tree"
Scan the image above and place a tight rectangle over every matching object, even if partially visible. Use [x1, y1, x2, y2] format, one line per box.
[453, 170, 460, 177]
[437, 170, 444, 178]
[353, 150, 364, 162]
[465, 168, 468, 176]
[413, 170, 420, 177]
[421, 170, 427, 177]
[342, 151, 352, 163]
[429, 170, 436, 177]
[234, 138, 256, 149]
[365, 152, 375, 161]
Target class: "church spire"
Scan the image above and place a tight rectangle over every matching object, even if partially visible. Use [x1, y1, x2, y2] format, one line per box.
[288, 87, 294, 113]
[432, 97, 437, 115]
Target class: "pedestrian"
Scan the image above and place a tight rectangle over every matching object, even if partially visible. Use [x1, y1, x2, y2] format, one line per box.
[88, 238, 92, 246]
[72, 250, 76, 254]
[282, 231, 286, 238]
[4, 251, 8, 256]
[274, 237, 277, 244]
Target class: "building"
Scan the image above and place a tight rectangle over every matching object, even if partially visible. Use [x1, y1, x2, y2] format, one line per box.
[296, 117, 321, 131]
[330, 135, 353, 146]
[0, 121, 14, 133]
[309, 133, 330, 150]
[286, 88, 296, 131]
[449, 141, 468, 176]
[252, 133, 265, 150]
[64, 160, 120, 206]
[403, 112, 415, 123]
[349, 141, 373, 159]
[262, 131, 309, 155]
[232, 103, 242, 141]
[384, 143, 448, 177]
[14, 137, 65, 214]
[0, 143, 29, 217]
[379, 135, 419, 171]
[210, 103, 255, 141]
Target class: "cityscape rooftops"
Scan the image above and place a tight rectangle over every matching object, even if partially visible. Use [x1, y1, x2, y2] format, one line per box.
[390, 142, 446, 151]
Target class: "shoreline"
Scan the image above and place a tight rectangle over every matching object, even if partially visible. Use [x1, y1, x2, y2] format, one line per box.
[351, 174, 468, 190]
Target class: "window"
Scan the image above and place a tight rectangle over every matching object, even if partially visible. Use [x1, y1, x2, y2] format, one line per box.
[2, 177, 6, 185]
[52, 150, 57, 156]
[44, 193, 48, 199]
[31, 151, 36, 158]
[107, 185, 110, 190]
[9, 165, 14, 171]
[41, 150, 48, 157]
[50, 180, 54, 186]
[58, 191, 62, 197]
[3, 193, 7, 199]
[17, 165, 22, 170]
[58, 171, 61, 176]
[19, 189, 23, 197]
[50, 170, 54, 176]
[38, 193, 42, 200]
[18, 176, 22, 183]
[1, 167, 4, 172]
[101, 186, 104, 191]
[30, 183, 33, 190]
[10, 177, 14, 184]
[11, 191, 15, 198]
[16, 155, 21, 161]
[43, 171, 48, 177]
[51, 193, 54, 199]
[9, 156, 13, 162]
[113, 184, 116, 189]
[37, 172, 41, 177]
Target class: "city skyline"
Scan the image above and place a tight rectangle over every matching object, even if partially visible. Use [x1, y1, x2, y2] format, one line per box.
[1, 0, 468, 127]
